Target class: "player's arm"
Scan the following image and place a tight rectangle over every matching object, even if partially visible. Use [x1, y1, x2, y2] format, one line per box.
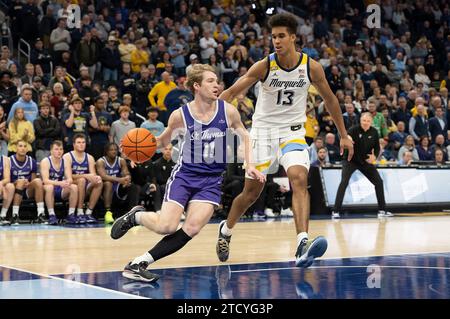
[219, 58, 267, 102]
[119, 158, 132, 186]
[88, 155, 102, 183]
[2, 157, 11, 186]
[96, 158, 122, 183]
[156, 109, 184, 149]
[309, 59, 354, 160]
[225, 103, 265, 183]
[63, 153, 74, 183]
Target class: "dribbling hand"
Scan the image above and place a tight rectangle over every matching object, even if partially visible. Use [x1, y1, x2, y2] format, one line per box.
[340, 135, 354, 161]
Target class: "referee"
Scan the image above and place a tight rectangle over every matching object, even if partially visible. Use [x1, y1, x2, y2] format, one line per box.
[332, 112, 393, 219]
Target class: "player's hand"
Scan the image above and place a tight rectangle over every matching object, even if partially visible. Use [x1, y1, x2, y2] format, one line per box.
[94, 175, 102, 184]
[246, 166, 266, 183]
[61, 180, 71, 188]
[340, 135, 354, 161]
[124, 175, 132, 186]
[149, 184, 157, 192]
[130, 160, 137, 169]
[89, 105, 95, 113]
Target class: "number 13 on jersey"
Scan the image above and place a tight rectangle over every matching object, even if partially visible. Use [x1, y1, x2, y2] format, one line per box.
[276, 90, 294, 106]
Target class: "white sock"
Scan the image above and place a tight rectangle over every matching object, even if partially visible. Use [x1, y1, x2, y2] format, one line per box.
[37, 202, 45, 216]
[220, 221, 233, 237]
[1, 208, 8, 218]
[132, 252, 154, 265]
[135, 211, 144, 225]
[48, 208, 55, 216]
[297, 232, 308, 247]
[86, 208, 93, 216]
[12, 206, 19, 217]
[77, 208, 84, 216]
[68, 208, 75, 215]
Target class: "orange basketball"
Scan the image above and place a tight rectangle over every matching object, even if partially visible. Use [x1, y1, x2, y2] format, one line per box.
[121, 128, 157, 163]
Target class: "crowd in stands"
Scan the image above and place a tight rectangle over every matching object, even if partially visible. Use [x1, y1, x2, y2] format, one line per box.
[0, 0, 450, 220]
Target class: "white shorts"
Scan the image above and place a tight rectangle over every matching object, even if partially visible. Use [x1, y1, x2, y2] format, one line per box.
[246, 127, 310, 177]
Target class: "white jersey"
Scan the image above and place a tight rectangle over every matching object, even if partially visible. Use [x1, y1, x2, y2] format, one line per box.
[252, 52, 311, 138]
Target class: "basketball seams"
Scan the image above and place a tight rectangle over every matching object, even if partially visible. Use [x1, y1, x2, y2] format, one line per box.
[121, 128, 157, 163]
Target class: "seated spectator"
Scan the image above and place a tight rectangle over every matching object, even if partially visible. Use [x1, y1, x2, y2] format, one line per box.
[309, 136, 330, 163]
[33, 102, 61, 162]
[390, 120, 408, 152]
[434, 148, 446, 166]
[398, 150, 413, 166]
[409, 104, 430, 143]
[62, 133, 103, 224]
[0, 105, 9, 156]
[428, 107, 447, 142]
[9, 140, 45, 224]
[50, 83, 67, 117]
[416, 136, 433, 161]
[8, 107, 35, 155]
[325, 133, 341, 164]
[377, 138, 396, 162]
[0, 155, 15, 226]
[96, 143, 140, 224]
[311, 147, 330, 167]
[430, 134, 449, 161]
[7, 87, 38, 123]
[0, 70, 18, 111]
[109, 106, 136, 146]
[40, 140, 78, 225]
[397, 135, 419, 162]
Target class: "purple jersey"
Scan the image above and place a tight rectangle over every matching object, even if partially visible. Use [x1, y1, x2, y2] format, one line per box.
[70, 151, 89, 175]
[48, 157, 64, 181]
[10, 155, 36, 182]
[102, 156, 121, 177]
[178, 99, 228, 175]
[0, 156, 4, 180]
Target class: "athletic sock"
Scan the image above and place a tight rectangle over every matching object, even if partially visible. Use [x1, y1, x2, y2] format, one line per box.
[297, 232, 308, 247]
[48, 208, 55, 216]
[132, 252, 154, 266]
[86, 208, 93, 216]
[220, 221, 233, 237]
[68, 208, 75, 215]
[1, 208, 8, 218]
[12, 206, 19, 217]
[148, 228, 192, 262]
[77, 208, 84, 216]
[37, 202, 45, 216]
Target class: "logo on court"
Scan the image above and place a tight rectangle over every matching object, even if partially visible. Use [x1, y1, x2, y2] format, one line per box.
[366, 4, 381, 29]
[64, 264, 82, 289]
[366, 264, 381, 288]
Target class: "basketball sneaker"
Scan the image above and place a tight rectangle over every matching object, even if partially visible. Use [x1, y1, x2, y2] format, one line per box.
[0, 216, 11, 226]
[295, 236, 328, 268]
[122, 261, 159, 283]
[110, 205, 145, 240]
[66, 214, 78, 224]
[104, 211, 114, 224]
[85, 215, 97, 223]
[331, 211, 340, 219]
[76, 215, 86, 224]
[216, 220, 232, 262]
[377, 210, 394, 218]
[10, 215, 20, 225]
[35, 213, 48, 224]
[48, 215, 58, 225]
[264, 208, 277, 218]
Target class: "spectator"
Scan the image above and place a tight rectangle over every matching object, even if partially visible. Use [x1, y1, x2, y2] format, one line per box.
[0, 106, 9, 156]
[30, 38, 52, 74]
[33, 102, 61, 162]
[231, 92, 254, 130]
[0, 70, 18, 112]
[8, 107, 34, 154]
[414, 66, 431, 90]
[367, 101, 388, 139]
[416, 136, 433, 161]
[434, 148, 446, 166]
[430, 134, 449, 161]
[325, 133, 341, 164]
[118, 34, 136, 63]
[150, 144, 175, 212]
[48, 66, 72, 95]
[109, 106, 136, 146]
[163, 76, 194, 117]
[130, 39, 150, 74]
[304, 106, 319, 145]
[148, 71, 176, 125]
[168, 37, 186, 76]
[409, 104, 430, 142]
[50, 18, 71, 63]
[75, 31, 101, 79]
[311, 147, 329, 167]
[343, 103, 360, 130]
[89, 96, 112, 160]
[141, 107, 164, 137]
[20, 64, 35, 86]
[397, 135, 419, 162]
[398, 150, 413, 166]
[428, 107, 447, 142]
[135, 67, 154, 117]
[392, 96, 412, 130]
[50, 82, 66, 118]
[199, 30, 217, 63]
[7, 87, 38, 123]
[100, 36, 121, 84]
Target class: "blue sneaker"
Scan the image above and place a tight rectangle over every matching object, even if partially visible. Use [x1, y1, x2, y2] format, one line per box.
[66, 214, 78, 224]
[295, 236, 328, 268]
[76, 215, 86, 224]
[85, 214, 97, 223]
[48, 215, 58, 225]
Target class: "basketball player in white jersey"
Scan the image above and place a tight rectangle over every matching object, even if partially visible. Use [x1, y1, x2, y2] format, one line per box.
[216, 13, 354, 268]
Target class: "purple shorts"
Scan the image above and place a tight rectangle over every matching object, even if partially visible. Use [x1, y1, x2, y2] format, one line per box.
[164, 169, 223, 208]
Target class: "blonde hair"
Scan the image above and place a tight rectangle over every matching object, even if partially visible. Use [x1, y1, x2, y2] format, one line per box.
[11, 107, 25, 133]
[186, 64, 216, 93]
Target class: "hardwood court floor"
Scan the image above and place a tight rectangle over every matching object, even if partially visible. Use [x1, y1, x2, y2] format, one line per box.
[1, 215, 450, 275]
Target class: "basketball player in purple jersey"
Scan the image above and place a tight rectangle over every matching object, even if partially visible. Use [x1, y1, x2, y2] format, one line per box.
[40, 140, 78, 225]
[9, 140, 45, 225]
[0, 155, 16, 226]
[111, 64, 265, 282]
[62, 133, 103, 224]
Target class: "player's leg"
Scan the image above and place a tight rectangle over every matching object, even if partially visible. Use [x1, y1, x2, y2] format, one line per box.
[11, 180, 28, 225]
[27, 178, 46, 223]
[61, 184, 78, 223]
[103, 181, 114, 224]
[73, 178, 87, 224]
[85, 180, 103, 223]
[0, 183, 15, 226]
[44, 184, 58, 225]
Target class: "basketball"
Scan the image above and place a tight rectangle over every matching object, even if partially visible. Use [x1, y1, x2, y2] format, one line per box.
[121, 128, 157, 163]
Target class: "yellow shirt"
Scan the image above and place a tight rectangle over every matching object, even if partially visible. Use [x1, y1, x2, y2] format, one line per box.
[130, 49, 150, 73]
[148, 81, 177, 111]
[230, 97, 254, 111]
[8, 120, 35, 152]
[305, 114, 319, 139]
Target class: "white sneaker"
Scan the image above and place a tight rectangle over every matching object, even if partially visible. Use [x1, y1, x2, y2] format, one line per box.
[280, 207, 294, 217]
[377, 210, 393, 218]
[331, 211, 340, 219]
[264, 208, 276, 218]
